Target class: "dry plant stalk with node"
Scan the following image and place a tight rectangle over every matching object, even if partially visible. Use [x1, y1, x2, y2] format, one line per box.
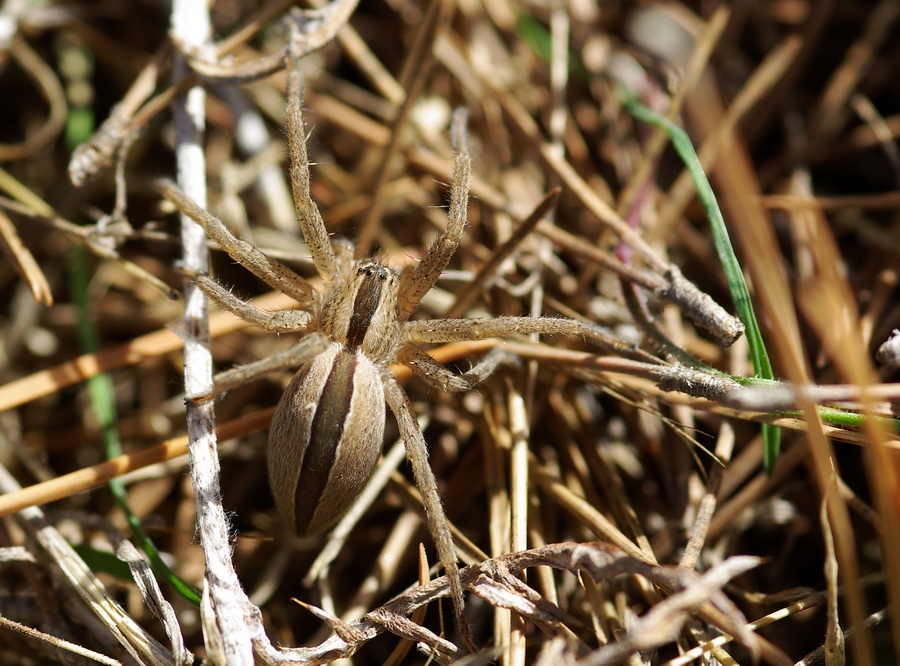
[160, 55, 656, 646]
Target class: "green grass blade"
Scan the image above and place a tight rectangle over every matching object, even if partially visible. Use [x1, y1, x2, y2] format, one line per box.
[69, 247, 201, 605]
[621, 90, 781, 471]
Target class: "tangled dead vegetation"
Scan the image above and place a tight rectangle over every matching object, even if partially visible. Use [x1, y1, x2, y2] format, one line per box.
[0, 1, 897, 664]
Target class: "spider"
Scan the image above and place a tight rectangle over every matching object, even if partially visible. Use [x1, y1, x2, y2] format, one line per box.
[159, 57, 649, 644]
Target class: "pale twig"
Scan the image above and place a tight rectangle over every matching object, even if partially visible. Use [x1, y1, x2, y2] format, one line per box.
[171, 0, 258, 663]
[507, 379, 530, 665]
[820, 489, 847, 664]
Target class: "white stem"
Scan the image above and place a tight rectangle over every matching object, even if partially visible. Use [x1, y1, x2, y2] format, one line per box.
[171, 0, 257, 663]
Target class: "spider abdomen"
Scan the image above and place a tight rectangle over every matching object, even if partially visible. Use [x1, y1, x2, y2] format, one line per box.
[267, 342, 386, 535]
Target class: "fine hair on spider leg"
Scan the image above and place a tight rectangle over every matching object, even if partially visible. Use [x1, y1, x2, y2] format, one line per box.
[160, 54, 651, 650]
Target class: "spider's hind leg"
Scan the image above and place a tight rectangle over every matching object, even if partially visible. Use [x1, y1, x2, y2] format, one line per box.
[399, 346, 517, 393]
[200, 333, 329, 400]
[380, 370, 474, 650]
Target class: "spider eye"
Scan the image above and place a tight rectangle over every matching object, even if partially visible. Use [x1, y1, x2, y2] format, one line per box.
[358, 263, 390, 280]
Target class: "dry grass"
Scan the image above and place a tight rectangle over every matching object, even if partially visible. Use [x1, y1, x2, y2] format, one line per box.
[0, 1, 898, 664]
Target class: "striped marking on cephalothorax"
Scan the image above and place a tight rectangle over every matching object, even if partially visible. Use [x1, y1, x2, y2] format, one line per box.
[346, 261, 392, 349]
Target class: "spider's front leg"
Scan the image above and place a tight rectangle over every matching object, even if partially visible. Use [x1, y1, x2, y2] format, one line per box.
[396, 108, 472, 321]
[181, 272, 324, 401]
[158, 179, 317, 307]
[192, 273, 313, 333]
[284, 54, 338, 282]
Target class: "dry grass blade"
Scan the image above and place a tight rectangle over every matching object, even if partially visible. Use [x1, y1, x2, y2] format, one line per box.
[0, 465, 173, 665]
[0, 614, 126, 666]
[579, 556, 763, 665]
[0, 207, 52, 305]
[0, 35, 67, 162]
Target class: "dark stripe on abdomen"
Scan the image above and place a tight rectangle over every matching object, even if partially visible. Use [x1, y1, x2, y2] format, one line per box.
[293, 351, 357, 534]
